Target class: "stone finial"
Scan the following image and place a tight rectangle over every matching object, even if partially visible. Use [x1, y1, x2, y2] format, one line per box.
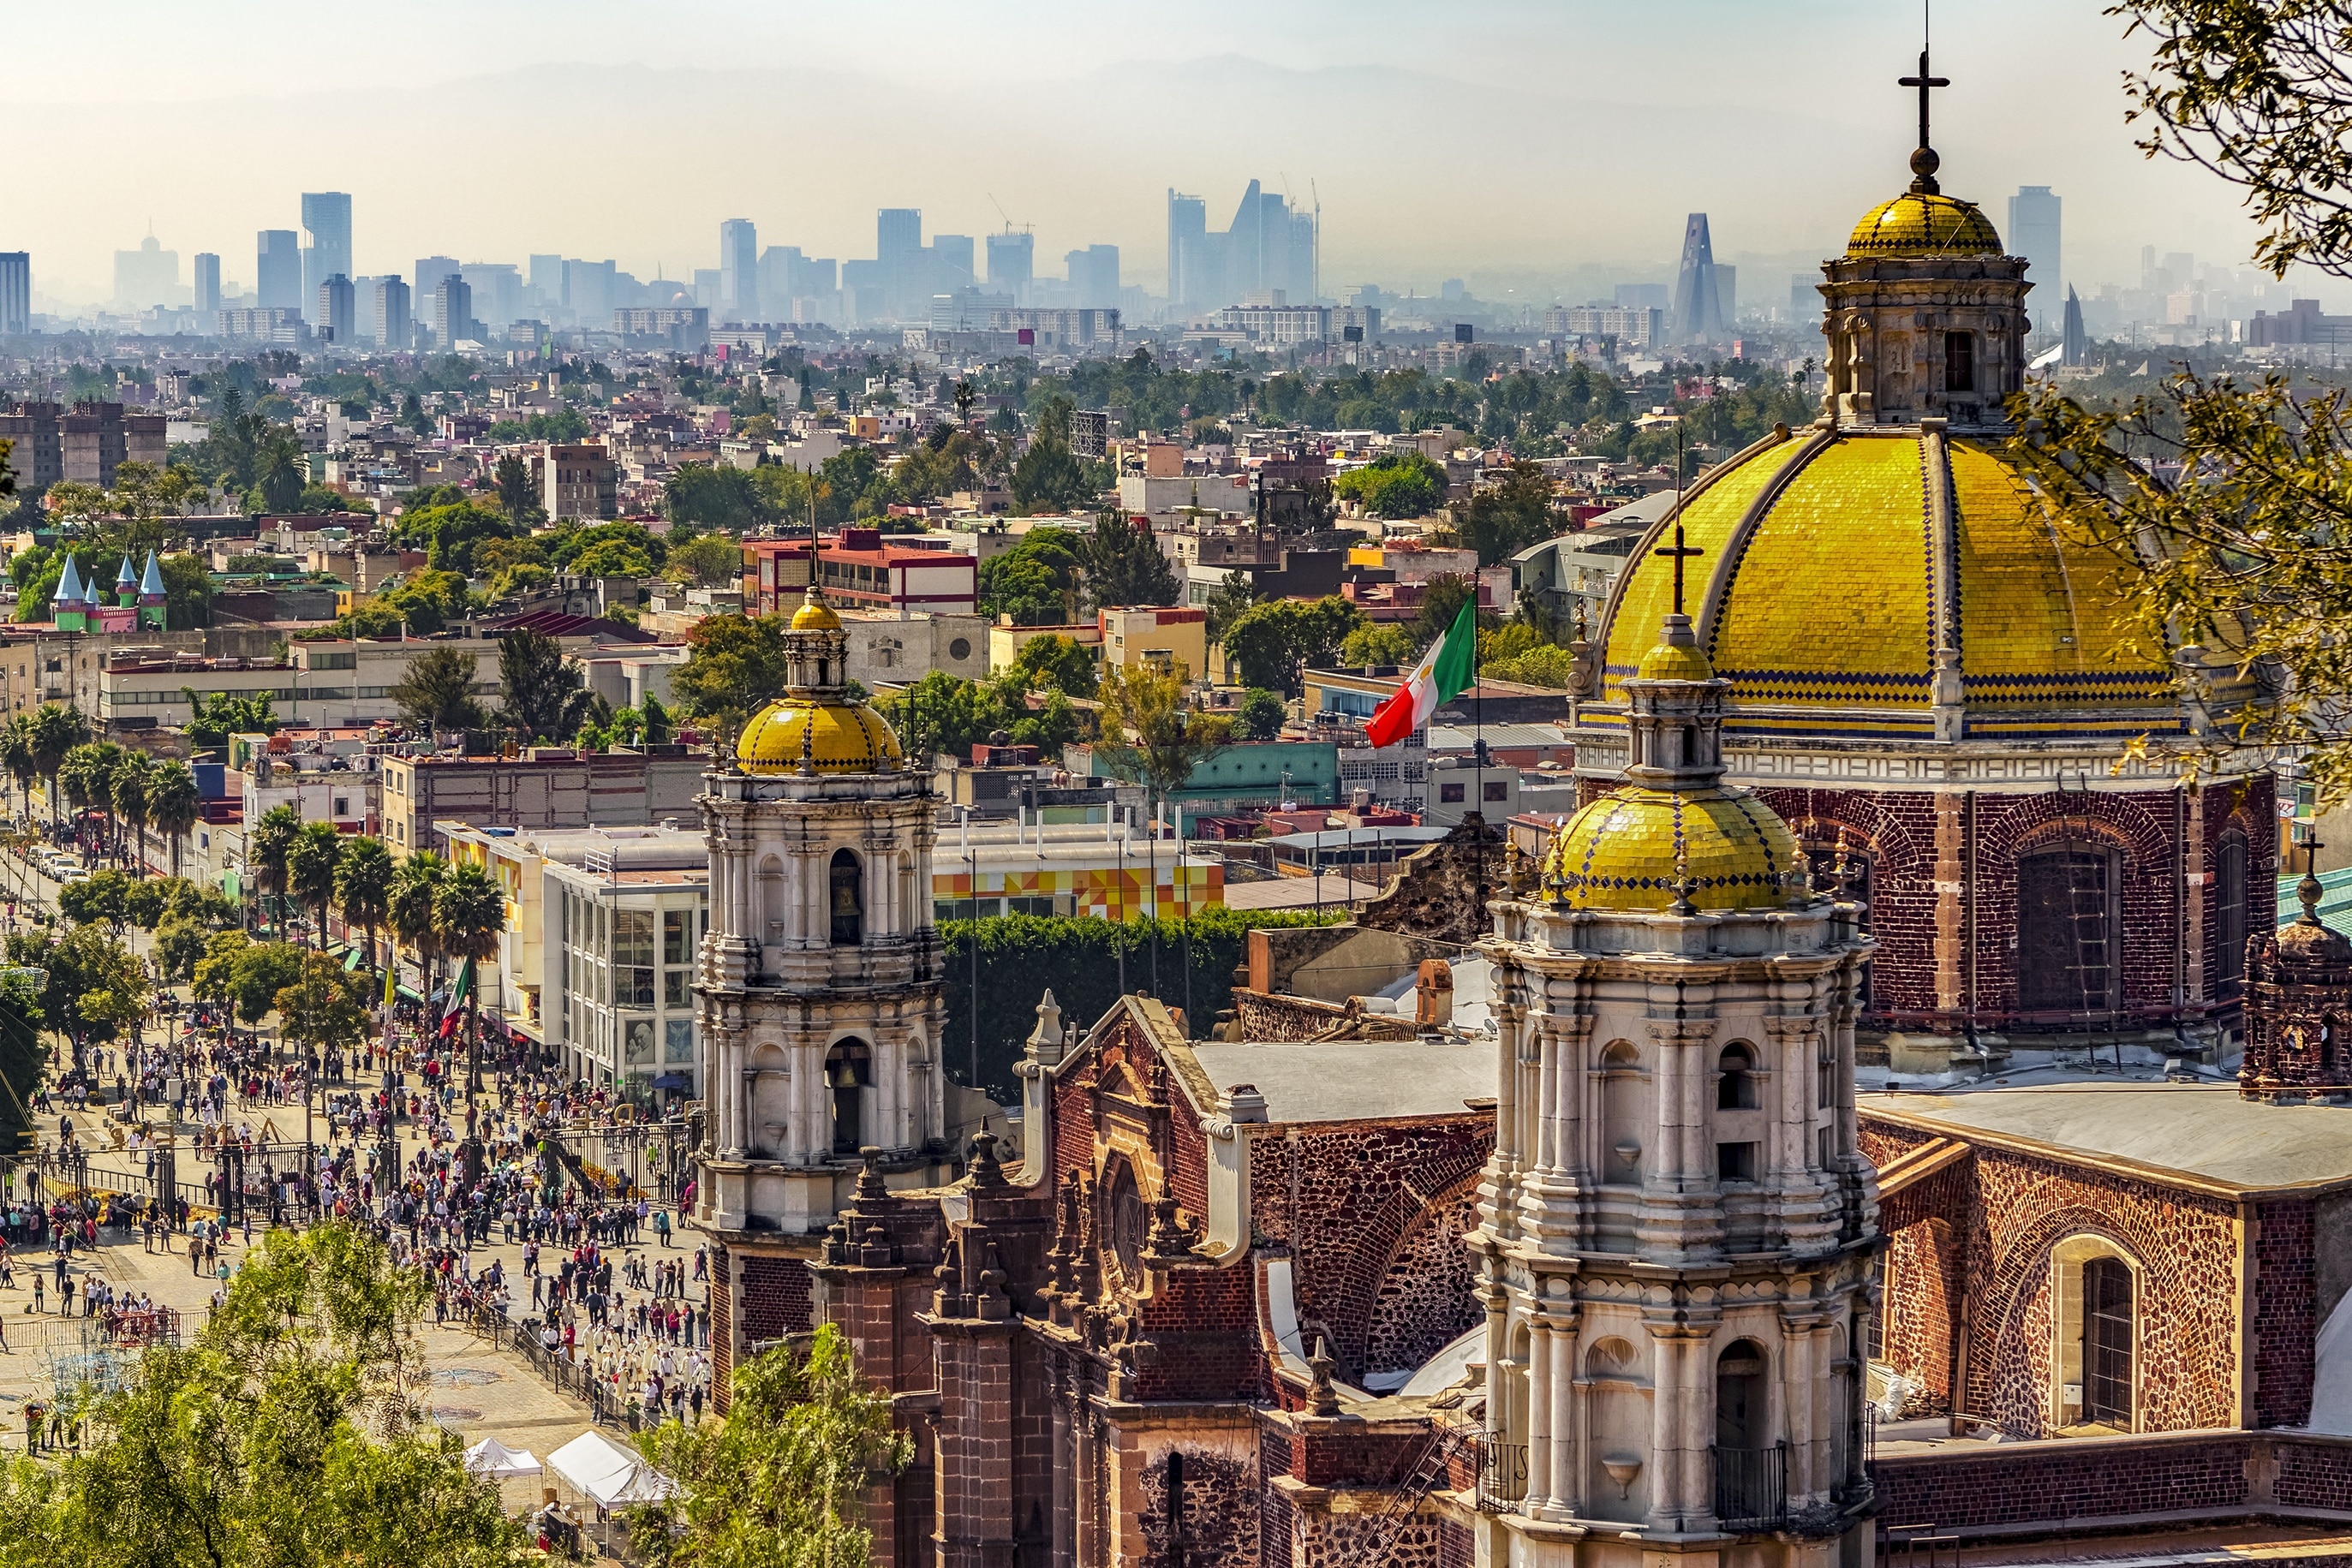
[1306, 1336, 1340, 1416]
[1146, 1168, 1191, 1261]
[856, 1145, 888, 1202]
[1026, 989, 1066, 1066]
[968, 1127, 1008, 1189]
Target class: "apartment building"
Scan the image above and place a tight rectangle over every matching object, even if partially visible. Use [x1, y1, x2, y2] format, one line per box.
[0, 400, 167, 490]
[381, 746, 704, 853]
[739, 529, 976, 617]
[538, 442, 618, 521]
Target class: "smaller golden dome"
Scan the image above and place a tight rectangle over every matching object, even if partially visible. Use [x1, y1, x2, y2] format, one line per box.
[1548, 784, 1798, 913]
[737, 695, 903, 774]
[1848, 191, 2003, 257]
[1636, 638, 1715, 683]
[791, 593, 843, 632]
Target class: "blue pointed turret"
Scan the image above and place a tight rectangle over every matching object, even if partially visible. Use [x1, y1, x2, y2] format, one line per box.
[51, 555, 82, 609]
[138, 551, 164, 601]
[51, 555, 87, 631]
[115, 553, 136, 608]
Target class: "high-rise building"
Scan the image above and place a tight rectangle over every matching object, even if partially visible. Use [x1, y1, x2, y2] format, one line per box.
[0, 253, 27, 337]
[563, 259, 617, 325]
[112, 235, 180, 310]
[193, 253, 220, 319]
[985, 231, 1034, 305]
[1066, 244, 1120, 308]
[301, 192, 353, 325]
[719, 218, 758, 323]
[319, 274, 355, 345]
[528, 253, 564, 310]
[2008, 186, 2062, 328]
[2062, 284, 2087, 366]
[877, 208, 923, 318]
[459, 263, 520, 329]
[1790, 271, 1816, 325]
[258, 230, 301, 310]
[1672, 213, 1722, 342]
[1161, 181, 1314, 313]
[1166, 191, 1207, 313]
[375, 277, 412, 350]
[434, 276, 475, 349]
[931, 234, 974, 289]
[414, 255, 461, 301]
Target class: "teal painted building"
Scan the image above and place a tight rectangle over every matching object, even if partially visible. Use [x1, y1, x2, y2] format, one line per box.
[1072, 738, 1339, 834]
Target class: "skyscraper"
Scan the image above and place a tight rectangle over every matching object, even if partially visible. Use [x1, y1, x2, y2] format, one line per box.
[719, 218, 758, 323]
[1066, 245, 1120, 308]
[2062, 284, 2087, 366]
[0, 253, 27, 337]
[434, 276, 475, 349]
[986, 231, 1034, 306]
[319, 274, 355, 345]
[301, 192, 353, 324]
[528, 253, 564, 310]
[877, 208, 923, 318]
[1672, 213, 1722, 343]
[1166, 191, 1207, 313]
[113, 235, 180, 310]
[2008, 186, 2062, 328]
[375, 277, 411, 350]
[193, 253, 220, 319]
[931, 234, 975, 288]
[414, 255, 460, 301]
[257, 230, 301, 310]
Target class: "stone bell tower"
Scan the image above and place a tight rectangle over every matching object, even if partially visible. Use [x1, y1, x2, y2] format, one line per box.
[692, 582, 957, 1370]
[1477, 611, 1880, 1565]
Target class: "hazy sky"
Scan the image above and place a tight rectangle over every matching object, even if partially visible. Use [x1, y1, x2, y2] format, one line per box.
[7, 0, 2284, 307]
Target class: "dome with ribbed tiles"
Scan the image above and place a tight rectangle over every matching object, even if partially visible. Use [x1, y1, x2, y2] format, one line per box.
[1848, 191, 2003, 257]
[1593, 428, 2197, 742]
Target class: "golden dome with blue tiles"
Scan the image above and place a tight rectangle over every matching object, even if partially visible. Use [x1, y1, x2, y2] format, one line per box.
[1595, 428, 2194, 742]
[1545, 784, 1799, 913]
[736, 696, 903, 774]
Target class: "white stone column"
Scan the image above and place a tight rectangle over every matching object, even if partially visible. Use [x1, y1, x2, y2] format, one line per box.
[1645, 1324, 1680, 1529]
[1555, 1018, 1590, 1184]
[1549, 1312, 1579, 1513]
[1495, 1005, 1519, 1169]
[1535, 1019, 1559, 1175]
[1527, 1317, 1553, 1513]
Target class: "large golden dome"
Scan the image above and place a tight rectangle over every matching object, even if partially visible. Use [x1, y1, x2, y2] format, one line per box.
[1547, 784, 1799, 913]
[1847, 191, 2003, 257]
[737, 695, 904, 774]
[1595, 428, 2202, 741]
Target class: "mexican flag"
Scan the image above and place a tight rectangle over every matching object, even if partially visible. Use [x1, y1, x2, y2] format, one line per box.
[1366, 598, 1477, 748]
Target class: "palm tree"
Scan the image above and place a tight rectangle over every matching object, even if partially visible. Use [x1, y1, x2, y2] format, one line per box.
[110, 750, 153, 874]
[388, 850, 450, 1023]
[58, 742, 121, 863]
[27, 706, 85, 832]
[334, 836, 395, 973]
[144, 760, 200, 879]
[286, 821, 345, 951]
[0, 716, 35, 824]
[433, 859, 507, 1094]
[249, 803, 301, 937]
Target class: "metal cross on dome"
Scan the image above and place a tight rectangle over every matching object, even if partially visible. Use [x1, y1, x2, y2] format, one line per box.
[1654, 522, 1702, 617]
[1901, 47, 1949, 155]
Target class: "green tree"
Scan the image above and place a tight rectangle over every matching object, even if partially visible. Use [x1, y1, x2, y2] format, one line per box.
[0, 969, 36, 1145]
[976, 530, 1081, 625]
[672, 612, 790, 745]
[161, 551, 215, 629]
[1236, 687, 1287, 740]
[277, 950, 369, 1065]
[1203, 569, 1263, 650]
[571, 537, 655, 578]
[1074, 511, 1180, 610]
[629, 1327, 910, 1568]
[144, 758, 202, 878]
[492, 450, 540, 522]
[498, 626, 594, 742]
[0, 1221, 517, 1566]
[1220, 596, 1365, 695]
[390, 646, 488, 733]
[1009, 634, 1101, 698]
[666, 462, 773, 533]
[1094, 660, 1233, 834]
[0, 715, 33, 821]
[1340, 623, 1422, 667]
[56, 869, 131, 928]
[1455, 460, 1561, 566]
[433, 860, 506, 1092]
[59, 742, 122, 859]
[394, 500, 516, 575]
[152, 914, 212, 983]
[254, 429, 306, 513]
[1412, 574, 1490, 647]
[226, 939, 307, 1031]
[1333, 450, 1446, 518]
[639, 690, 675, 744]
[667, 532, 744, 587]
[1009, 396, 1093, 514]
[249, 802, 301, 935]
[336, 836, 395, 972]
[287, 820, 346, 950]
[110, 748, 153, 873]
[26, 706, 87, 829]
[389, 851, 450, 1010]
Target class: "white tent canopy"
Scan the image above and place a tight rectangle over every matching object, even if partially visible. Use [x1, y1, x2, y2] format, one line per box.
[546, 1429, 678, 1506]
[463, 1437, 542, 1478]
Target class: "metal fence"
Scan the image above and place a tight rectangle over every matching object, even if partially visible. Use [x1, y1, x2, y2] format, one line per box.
[1712, 1442, 1788, 1531]
[1475, 1438, 1528, 1514]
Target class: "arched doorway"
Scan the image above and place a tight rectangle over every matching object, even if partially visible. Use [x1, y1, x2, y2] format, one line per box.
[2015, 844, 2122, 1017]
[824, 1039, 870, 1156]
[1714, 1340, 1777, 1526]
[829, 849, 864, 946]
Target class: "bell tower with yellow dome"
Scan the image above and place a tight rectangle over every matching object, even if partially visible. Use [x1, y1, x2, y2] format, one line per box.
[1472, 611, 1880, 1565]
[691, 580, 958, 1365]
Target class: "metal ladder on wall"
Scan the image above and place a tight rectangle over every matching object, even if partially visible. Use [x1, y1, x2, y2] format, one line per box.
[2057, 775, 2125, 1072]
[1364, 1422, 1479, 1568]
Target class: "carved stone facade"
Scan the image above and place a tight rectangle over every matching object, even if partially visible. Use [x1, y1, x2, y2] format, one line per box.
[2242, 871, 2352, 1103]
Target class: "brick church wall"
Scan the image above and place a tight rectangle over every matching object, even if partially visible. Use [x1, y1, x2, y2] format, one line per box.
[1881, 1430, 2352, 1532]
[1136, 1431, 1262, 1568]
[1245, 1116, 1491, 1385]
[737, 1252, 812, 1342]
[2255, 1197, 2319, 1430]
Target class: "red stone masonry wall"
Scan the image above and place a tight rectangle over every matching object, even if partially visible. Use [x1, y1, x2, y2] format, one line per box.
[1134, 1261, 1262, 1403]
[2255, 1197, 2318, 1431]
[1245, 1117, 1493, 1385]
[1770, 785, 1938, 1016]
[738, 1253, 812, 1341]
[1875, 1434, 2252, 1529]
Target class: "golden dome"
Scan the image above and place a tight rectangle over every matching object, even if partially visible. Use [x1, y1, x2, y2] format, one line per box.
[1597, 431, 2192, 739]
[791, 594, 843, 631]
[1847, 191, 2003, 257]
[736, 695, 904, 774]
[1635, 637, 1715, 683]
[1547, 784, 1799, 913]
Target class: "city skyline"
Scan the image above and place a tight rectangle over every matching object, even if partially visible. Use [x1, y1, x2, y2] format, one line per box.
[0, 1, 2288, 311]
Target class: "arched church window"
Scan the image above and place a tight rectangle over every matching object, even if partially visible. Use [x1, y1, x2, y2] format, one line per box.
[829, 849, 864, 946]
[1945, 331, 1975, 392]
[2083, 1255, 2134, 1428]
[2016, 845, 2122, 1017]
[825, 1039, 870, 1156]
[2217, 833, 2248, 994]
[1104, 1156, 1148, 1281]
[1716, 1044, 1758, 1110]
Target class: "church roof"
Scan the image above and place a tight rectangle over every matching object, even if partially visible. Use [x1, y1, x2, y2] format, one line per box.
[1863, 1081, 2352, 1195]
[735, 695, 903, 774]
[1184, 1038, 1494, 1124]
[1847, 190, 2003, 257]
[1545, 783, 1798, 913]
[1594, 428, 2196, 739]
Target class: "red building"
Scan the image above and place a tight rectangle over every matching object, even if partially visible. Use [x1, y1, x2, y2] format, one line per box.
[741, 528, 976, 617]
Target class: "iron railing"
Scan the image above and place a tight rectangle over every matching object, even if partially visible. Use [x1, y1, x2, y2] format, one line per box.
[1476, 1439, 1529, 1514]
[1712, 1442, 1788, 1531]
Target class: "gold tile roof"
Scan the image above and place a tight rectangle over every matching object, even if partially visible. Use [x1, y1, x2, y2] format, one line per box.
[737, 695, 904, 774]
[1545, 784, 1798, 913]
[1847, 191, 2003, 257]
[1597, 431, 2175, 730]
